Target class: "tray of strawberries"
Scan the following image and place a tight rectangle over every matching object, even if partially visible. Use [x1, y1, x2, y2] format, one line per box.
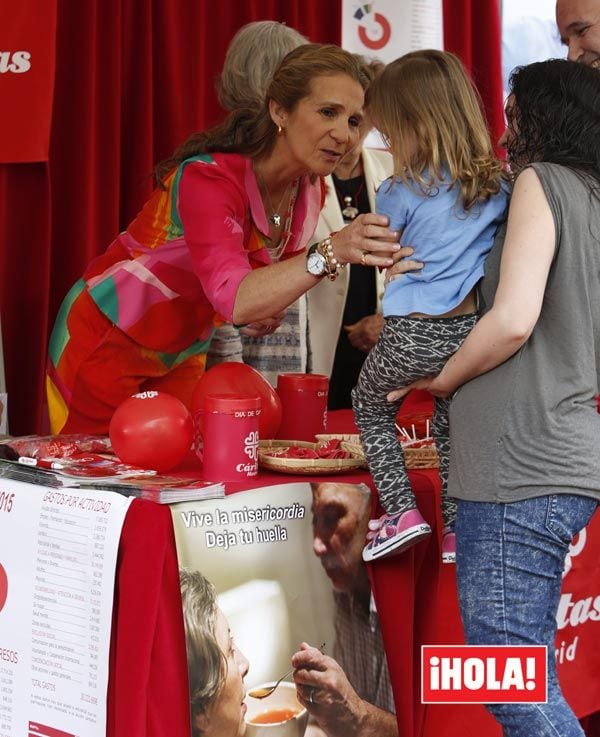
[258, 438, 367, 475]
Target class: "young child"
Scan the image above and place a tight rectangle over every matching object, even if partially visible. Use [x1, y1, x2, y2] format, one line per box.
[351, 50, 510, 564]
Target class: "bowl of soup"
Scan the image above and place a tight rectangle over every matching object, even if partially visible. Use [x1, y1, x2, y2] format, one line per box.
[245, 681, 308, 737]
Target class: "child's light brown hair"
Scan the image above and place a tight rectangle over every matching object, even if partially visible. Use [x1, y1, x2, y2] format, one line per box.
[366, 49, 506, 209]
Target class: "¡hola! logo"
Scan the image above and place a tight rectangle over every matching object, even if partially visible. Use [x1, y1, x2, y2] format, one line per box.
[421, 645, 547, 704]
[353, 4, 391, 50]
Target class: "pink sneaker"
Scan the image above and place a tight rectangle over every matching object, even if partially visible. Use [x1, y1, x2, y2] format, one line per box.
[441, 530, 456, 564]
[362, 509, 431, 562]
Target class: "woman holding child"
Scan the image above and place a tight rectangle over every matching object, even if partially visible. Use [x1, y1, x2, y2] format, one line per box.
[393, 59, 600, 736]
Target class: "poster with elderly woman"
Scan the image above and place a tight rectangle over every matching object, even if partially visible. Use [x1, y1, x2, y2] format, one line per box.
[171, 480, 398, 737]
[170, 474, 600, 737]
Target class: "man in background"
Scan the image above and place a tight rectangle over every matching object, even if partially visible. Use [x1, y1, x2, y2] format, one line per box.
[292, 482, 397, 737]
[556, 0, 600, 67]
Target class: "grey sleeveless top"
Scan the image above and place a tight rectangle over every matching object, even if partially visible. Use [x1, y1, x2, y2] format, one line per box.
[449, 162, 600, 503]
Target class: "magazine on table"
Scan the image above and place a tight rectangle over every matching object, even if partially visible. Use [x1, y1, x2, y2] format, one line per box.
[104, 472, 224, 503]
[0, 435, 224, 503]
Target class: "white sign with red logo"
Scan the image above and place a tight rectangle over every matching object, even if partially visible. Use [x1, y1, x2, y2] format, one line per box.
[0, 477, 131, 737]
[341, 0, 443, 63]
[422, 645, 548, 704]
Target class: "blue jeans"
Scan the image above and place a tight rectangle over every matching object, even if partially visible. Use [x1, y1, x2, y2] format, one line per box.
[456, 495, 598, 737]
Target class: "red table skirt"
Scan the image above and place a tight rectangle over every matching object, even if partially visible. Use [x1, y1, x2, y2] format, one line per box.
[106, 403, 600, 737]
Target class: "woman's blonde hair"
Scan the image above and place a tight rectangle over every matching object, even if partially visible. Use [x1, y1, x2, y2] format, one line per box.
[366, 49, 506, 209]
[217, 21, 308, 112]
[179, 568, 224, 736]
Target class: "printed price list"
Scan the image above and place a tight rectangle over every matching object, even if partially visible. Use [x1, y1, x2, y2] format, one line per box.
[0, 665, 13, 737]
[31, 501, 109, 708]
[0, 477, 131, 737]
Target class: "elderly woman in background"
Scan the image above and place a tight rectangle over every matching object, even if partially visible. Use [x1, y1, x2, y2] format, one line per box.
[217, 21, 308, 112]
[206, 20, 309, 372]
[46, 43, 401, 434]
[180, 568, 250, 737]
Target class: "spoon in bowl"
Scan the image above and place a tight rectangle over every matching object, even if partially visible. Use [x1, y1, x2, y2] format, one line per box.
[248, 669, 294, 699]
[247, 642, 326, 700]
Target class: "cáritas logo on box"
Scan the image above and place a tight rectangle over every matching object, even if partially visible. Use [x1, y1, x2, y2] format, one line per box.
[421, 645, 547, 704]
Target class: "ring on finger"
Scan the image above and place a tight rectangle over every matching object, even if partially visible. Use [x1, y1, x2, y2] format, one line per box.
[309, 688, 315, 704]
[360, 251, 368, 266]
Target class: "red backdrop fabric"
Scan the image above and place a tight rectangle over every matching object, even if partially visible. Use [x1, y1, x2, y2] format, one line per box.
[0, 0, 502, 435]
[0, 0, 57, 162]
[442, 0, 505, 147]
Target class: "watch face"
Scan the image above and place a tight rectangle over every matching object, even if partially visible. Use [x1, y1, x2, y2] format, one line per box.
[307, 251, 326, 276]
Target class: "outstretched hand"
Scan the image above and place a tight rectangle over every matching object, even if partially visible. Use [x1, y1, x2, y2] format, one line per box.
[384, 246, 423, 285]
[387, 375, 451, 402]
[344, 314, 383, 353]
[331, 213, 400, 269]
[240, 310, 286, 337]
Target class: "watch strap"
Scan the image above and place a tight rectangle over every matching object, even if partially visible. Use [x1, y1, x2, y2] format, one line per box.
[306, 242, 328, 277]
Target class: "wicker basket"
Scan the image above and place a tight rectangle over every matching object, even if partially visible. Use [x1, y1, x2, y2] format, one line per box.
[258, 439, 366, 475]
[315, 433, 361, 444]
[315, 433, 367, 464]
[259, 439, 438, 472]
[402, 444, 439, 469]
[340, 440, 366, 463]
[259, 440, 315, 452]
[339, 438, 438, 469]
[316, 433, 439, 470]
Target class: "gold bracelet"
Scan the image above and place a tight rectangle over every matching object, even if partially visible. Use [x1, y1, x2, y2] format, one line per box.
[317, 237, 346, 281]
[327, 234, 347, 270]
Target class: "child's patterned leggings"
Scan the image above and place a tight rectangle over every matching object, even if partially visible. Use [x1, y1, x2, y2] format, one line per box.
[351, 313, 477, 528]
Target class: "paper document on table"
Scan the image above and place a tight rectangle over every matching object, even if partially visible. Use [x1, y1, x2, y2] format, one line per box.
[0, 478, 132, 737]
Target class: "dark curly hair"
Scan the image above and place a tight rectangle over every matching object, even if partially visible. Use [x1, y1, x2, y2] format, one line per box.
[506, 59, 600, 182]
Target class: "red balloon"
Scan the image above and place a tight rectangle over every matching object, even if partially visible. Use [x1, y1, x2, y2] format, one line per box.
[109, 391, 194, 472]
[191, 362, 282, 439]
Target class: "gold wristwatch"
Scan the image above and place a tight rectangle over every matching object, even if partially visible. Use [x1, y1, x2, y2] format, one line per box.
[305, 238, 342, 281]
[306, 242, 329, 277]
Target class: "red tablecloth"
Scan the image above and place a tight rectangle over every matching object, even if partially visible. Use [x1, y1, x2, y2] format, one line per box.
[106, 403, 600, 737]
[107, 500, 190, 737]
